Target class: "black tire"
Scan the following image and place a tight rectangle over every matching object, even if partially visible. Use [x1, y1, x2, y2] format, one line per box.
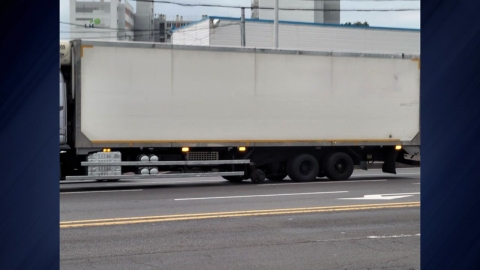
[287, 154, 319, 182]
[267, 174, 287, 181]
[251, 169, 266, 184]
[323, 152, 354, 180]
[222, 176, 244, 183]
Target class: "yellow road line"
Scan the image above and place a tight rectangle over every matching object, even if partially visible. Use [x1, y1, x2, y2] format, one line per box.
[60, 202, 420, 229]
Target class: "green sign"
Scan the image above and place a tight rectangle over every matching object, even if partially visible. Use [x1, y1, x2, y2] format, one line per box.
[89, 18, 101, 25]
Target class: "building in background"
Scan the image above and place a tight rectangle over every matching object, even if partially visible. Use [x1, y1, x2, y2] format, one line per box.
[154, 14, 194, 43]
[69, 0, 134, 41]
[251, 0, 260, 19]
[134, 0, 154, 41]
[251, 0, 340, 24]
[117, 1, 135, 40]
[172, 16, 420, 55]
[69, 0, 197, 43]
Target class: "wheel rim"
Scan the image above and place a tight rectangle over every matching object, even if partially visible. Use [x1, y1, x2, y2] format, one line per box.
[334, 159, 347, 174]
[299, 160, 312, 175]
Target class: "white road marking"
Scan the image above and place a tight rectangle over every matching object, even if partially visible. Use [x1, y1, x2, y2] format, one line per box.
[316, 233, 420, 243]
[174, 191, 349, 201]
[260, 179, 387, 186]
[338, 192, 420, 200]
[367, 233, 420, 239]
[60, 189, 143, 194]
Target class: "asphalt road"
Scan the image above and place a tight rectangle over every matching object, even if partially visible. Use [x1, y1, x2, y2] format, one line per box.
[60, 168, 420, 269]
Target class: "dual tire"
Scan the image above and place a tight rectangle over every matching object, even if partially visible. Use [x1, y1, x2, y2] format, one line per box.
[287, 152, 354, 182]
[322, 152, 354, 181]
[287, 154, 319, 182]
[224, 152, 354, 183]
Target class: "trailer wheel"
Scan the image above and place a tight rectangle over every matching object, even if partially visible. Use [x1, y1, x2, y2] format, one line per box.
[287, 154, 319, 182]
[222, 176, 244, 183]
[267, 174, 287, 181]
[323, 152, 354, 180]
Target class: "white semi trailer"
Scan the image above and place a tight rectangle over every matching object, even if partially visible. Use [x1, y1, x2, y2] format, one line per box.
[60, 39, 420, 182]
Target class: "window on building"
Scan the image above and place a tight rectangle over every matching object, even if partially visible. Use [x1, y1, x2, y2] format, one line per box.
[76, 3, 110, 13]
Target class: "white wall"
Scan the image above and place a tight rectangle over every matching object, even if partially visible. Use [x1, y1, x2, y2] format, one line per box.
[276, 23, 420, 55]
[172, 20, 210, 46]
[208, 20, 243, 47]
[175, 19, 420, 55]
[80, 43, 420, 143]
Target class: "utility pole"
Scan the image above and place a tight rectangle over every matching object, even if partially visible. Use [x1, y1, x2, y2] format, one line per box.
[241, 8, 246, 47]
[273, 0, 279, 48]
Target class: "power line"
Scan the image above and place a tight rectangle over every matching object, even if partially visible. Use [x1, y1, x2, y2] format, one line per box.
[62, 21, 199, 32]
[61, 21, 142, 31]
[60, 33, 152, 40]
[60, 21, 242, 39]
[128, 0, 419, 11]
[60, 21, 240, 33]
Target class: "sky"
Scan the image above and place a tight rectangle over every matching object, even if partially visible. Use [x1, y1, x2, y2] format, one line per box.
[60, 0, 420, 38]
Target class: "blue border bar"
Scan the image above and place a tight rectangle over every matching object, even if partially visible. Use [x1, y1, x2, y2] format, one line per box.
[0, 0, 59, 269]
[421, 0, 480, 269]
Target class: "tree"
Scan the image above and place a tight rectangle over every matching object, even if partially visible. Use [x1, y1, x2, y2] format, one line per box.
[342, 21, 369, 27]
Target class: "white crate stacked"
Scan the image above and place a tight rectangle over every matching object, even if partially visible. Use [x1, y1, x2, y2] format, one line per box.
[87, 152, 122, 176]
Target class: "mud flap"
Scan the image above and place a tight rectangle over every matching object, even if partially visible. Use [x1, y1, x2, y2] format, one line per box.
[360, 161, 368, 170]
[382, 147, 398, 174]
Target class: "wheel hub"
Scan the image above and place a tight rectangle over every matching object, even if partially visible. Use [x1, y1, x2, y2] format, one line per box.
[335, 160, 346, 173]
[299, 161, 312, 175]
